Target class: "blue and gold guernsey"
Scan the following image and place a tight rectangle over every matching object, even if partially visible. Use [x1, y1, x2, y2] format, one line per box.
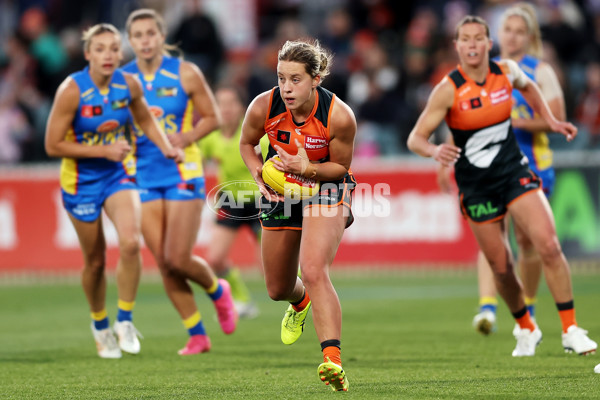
[512, 55, 554, 195]
[496, 54, 555, 196]
[121, 56, 204, 190]
[61, 67, 133, 196]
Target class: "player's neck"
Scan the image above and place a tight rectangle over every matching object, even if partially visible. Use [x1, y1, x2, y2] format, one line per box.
[290, 90, 316, 123]
[461, 63, 488, 85]
[136, 55, 163, 75]
[221, 123, 237, 138]
[88, 68, 111, 91]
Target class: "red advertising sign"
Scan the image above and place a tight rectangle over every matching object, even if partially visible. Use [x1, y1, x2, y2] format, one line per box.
[0, 163, 478, 273]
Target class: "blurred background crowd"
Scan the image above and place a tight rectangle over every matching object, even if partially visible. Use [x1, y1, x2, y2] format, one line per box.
[2, 0, 600, 165]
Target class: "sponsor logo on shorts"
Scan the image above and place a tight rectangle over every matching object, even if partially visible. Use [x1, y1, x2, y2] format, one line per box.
[72, 202, 97, 217]
[468, 201, 498, 219]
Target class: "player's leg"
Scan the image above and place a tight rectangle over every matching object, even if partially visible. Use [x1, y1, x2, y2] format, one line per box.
[301, 204, 348, 391]
[473, 250, 498, 335]
[513, 219, 542, 318]
[68, 214, 120, 358]
[468, 220, 541, 356]
[206, 222, 257, 318]
[103, 189, 144, 354]
[508, 190, 596, 355]
[261, 228, 308, 344]
[163, 198, 237, 335]
[141, 198, 210, 354]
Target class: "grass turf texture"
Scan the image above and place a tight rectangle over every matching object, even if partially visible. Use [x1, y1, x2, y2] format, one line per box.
[1, 271, 599, 399]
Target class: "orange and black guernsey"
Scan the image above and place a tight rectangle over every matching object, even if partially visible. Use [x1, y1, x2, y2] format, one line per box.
[446, 61, 527, 189]
[264, 86, 335, 162]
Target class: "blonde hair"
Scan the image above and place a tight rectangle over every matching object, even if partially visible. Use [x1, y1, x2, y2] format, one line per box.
[278, 39, 332, 82]
[125, 8, 180, 56]
[81, 23, 121, 52]
[454, 15, 490, 39]
[500, 2, 543, 58]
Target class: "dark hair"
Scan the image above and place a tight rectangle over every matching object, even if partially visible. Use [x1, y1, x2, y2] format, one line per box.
[454, 15, 490, 39]
[278, 39, 333, 82]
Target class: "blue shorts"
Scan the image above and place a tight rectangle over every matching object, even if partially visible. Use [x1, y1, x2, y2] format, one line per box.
[138, 177, 206, 203]
[62, 172, 137, 222]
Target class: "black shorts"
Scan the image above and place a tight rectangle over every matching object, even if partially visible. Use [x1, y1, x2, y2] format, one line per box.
[215, 194, 261, 235]
[459, 168, 541, 223]
[259, 173, 356, 231]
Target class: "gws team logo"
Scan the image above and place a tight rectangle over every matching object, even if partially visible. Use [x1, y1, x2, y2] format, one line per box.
[206, 180, 279, 221]
[276, 130, 291, 144]
[97, 120, 120, 133]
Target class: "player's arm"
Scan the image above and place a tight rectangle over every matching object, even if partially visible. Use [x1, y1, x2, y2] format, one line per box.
[240, 91, 275, 198]
[272, 96, 355, 181]
[175, 61, 221, 147]
[125, 73, 183, 161]
[407, 78, 461, 166]
[512, 61, 566, 132]
[436, 134, 456, 194]
[308, 97, 356, 181]
[45, 78, 132, 161]
[503, 59, 576, 141]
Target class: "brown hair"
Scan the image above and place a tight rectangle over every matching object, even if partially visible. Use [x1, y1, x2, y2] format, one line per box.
[500, 3, 543, 58]
[125, 8, 180, 56]
[81, 23, 121, 52]
[277, 39, 332, 82]
[454, 15, 490, 39]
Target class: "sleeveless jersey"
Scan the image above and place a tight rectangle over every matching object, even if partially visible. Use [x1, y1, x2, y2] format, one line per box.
[60, 67, 132, 195]
[445, 61, 527, 188]
[264, 86, 335, 161]
[121, 56, 203, 189]
[511, 55, 553, 172]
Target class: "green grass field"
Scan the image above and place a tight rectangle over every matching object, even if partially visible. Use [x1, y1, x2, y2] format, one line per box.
[1, 270, 599, 399]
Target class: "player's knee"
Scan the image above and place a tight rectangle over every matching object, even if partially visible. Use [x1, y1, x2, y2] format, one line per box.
[535, 237, 563, 264]
[119, 235, 141, 258]
[489, 261, 514, 283]
[84, 255, 106, 275]
[299, 263, 329, 288]
[163, 253, 186, 275]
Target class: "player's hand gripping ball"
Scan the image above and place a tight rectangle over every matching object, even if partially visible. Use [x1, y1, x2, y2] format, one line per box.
[262, 156, 320, 200]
